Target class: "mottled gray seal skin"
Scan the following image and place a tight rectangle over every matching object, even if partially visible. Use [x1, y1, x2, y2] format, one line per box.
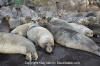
[69, 23, 93, 37]
[0, 32, 38, 62]
[27, 22, 54, 53]
[43, 19, 100, 56]
[48, 18, 93, 37]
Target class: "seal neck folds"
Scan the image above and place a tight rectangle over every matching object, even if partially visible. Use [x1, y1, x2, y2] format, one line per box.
[28, 21, 39, 31]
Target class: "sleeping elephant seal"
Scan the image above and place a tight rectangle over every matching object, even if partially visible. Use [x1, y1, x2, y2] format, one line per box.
[46, 18, 93, 37]
[27, 22, 54, 53]
[69, 23, 93, 37]
[43, 18, 100, 56]
[11, 23, 31, 37]
[0, 32, 38, 62]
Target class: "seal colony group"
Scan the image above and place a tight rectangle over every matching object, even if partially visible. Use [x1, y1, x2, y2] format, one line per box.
[0, 2, 100, 61]
[0, 14, 100, 62]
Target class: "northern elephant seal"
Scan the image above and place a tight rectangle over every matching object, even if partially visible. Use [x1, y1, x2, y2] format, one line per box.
[43, 18, 100, 56]
[0, 32, 38, 61]
[69, 23, 93, 37]
[27, 22, 54, 53]
[48, 18, 93, 37]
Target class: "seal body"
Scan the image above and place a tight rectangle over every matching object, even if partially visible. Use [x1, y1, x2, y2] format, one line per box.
[44, 19, 100, 56]
[0, 32, 38, 61]
[69, 23, 93, 37]
[27, 23, 54, 53]
[49, 18, 93, 37]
